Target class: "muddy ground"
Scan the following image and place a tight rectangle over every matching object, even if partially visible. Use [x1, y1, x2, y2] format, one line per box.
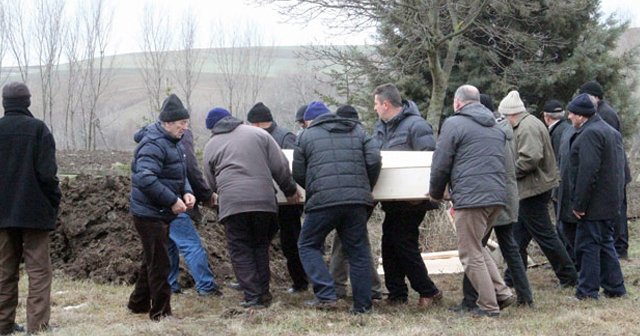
[53, 150, 640, 289]
[53, 151, 290, 288]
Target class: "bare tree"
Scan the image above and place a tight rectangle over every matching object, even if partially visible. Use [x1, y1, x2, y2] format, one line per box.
[211, 21, 275, 116]
[4, 0, 32, 83]
[0, 3, 8, 84]
[61, 14, 82, 149]
[34, 0, 66, 130]
[170, 8, 206, 112]
[138, 3, 173, 117]
[76, 0, 115, 150]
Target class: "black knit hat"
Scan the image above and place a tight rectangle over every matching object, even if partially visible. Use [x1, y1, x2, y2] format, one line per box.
[159, 94, 189, 122]
[247, 102, 273, 123]
[543, 99, 564, 113]
[579, 80, 604, 99]
[479, 94, 494, 112]
[568, 93, 596, 117]
[295, 105, 307, 123]
[336, 105, 359, 120]
[2, 82, 31, 110]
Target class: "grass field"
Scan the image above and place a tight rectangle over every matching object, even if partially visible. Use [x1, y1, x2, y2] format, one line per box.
[11, 221, 640, 336]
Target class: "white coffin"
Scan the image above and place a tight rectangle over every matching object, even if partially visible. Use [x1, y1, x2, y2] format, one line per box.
[276, 149, 432, 204]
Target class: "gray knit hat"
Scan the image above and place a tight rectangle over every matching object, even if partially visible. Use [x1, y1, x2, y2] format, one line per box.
[498, 90, 526, 116]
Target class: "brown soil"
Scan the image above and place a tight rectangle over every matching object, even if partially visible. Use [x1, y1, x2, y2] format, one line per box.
[52, 150, 291, 288]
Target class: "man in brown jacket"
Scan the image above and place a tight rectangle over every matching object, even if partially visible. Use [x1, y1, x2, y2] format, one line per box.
[498, 90, 577, 288]
[202, 107, 301, 309]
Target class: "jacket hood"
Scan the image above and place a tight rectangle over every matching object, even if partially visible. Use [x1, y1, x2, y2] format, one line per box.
[133, 122, 178, 144]
[211, 116, 243, 135]
[496, 117, 514, 140]
[4, 106, 34, 118]
[308, 113, 357, 133]
[457, 102, 497, 127]
[387, 99, 420, 124]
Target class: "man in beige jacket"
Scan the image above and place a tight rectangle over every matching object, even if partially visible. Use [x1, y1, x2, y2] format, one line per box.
[498, 90, 577, 288]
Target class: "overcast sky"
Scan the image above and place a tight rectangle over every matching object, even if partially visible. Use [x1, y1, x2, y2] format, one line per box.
[104, 0, 639, 56]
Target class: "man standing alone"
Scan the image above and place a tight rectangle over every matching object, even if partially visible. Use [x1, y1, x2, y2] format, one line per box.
[0, 82, 61, 334]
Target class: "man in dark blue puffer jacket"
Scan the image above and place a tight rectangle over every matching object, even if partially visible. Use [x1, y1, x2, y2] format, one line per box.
[127, 94, 195, 321]
[293, 101, 381, 314]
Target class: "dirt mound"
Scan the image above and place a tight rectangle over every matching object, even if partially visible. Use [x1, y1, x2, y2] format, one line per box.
[51, 174, 290, 288]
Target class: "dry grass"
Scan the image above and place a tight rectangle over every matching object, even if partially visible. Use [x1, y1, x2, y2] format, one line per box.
[11, 220, 640, 336]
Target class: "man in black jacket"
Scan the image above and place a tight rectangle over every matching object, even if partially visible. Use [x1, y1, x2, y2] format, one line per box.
[293, 101, 381, 314]
[247, 102, 308, 294]
[578, 80, 631, 260]
[563, 93, 626, 300]
[0, 82, 61, 335]
[373, 83, 443, 308]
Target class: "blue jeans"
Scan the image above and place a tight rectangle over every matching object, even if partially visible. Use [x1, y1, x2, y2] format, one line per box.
[574, 219, 626, 299]
[167, 214, 218, 294]
[298, 205, 372, 312]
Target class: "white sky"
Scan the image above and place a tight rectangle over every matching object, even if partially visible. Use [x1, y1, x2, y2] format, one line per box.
[103, 0, 640, 56]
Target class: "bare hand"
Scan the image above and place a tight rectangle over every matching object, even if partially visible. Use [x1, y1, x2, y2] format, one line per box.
[183, 193, 196, 209]
[171, 198, 188, 214]
[286, 190, 302, 204]
[573, 210, 585, 220]
[205, 193, 218, 208]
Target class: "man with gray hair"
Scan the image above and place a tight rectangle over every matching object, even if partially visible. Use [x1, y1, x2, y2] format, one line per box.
[498, 91, 577, 288]
[430, 84, 513, 317]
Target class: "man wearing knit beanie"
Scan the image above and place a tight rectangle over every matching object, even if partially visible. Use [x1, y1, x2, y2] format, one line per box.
[336, 104, 359, 120]
[246, 103, 309, 295]
[372, 83, 442, 309]
[247, 102, 273, 123]
[558, 93, 627, 300]
[203, 105, 301, 309]
[578, 80, 630, 260]
[129, 93, 195, 321]
[293, 97, 381, 314]
[499, 90, 578, 289]
[0, 82, 60, 334]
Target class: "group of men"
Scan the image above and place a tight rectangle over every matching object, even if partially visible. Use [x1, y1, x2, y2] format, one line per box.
[0, 78, 631, 332]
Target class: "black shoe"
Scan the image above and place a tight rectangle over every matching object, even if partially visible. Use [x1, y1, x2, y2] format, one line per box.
[558, 281, 577, 289]
[448, 303, 475, 313]
[261, 292, 273, 307]
[198, 289, 223, 297]
[0, 324, 25, 335]
[371, 292, 384, 301]
[470, 307, 500, 318]
[516, 300, 535, 308]
[304, 298, 338, 310]
[227, 282, 242, 291]
[498, 295, 517, 310]
[350, 306, 373, 315]
[172, 288, 183, 294]
[603, 292, 627, 299]
[286, 286, 308, 294]
[239, 298, 266, 309]
[336, 292, 347, 300]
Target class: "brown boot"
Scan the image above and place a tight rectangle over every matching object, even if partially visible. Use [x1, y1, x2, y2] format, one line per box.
[418, 290, 443, 308]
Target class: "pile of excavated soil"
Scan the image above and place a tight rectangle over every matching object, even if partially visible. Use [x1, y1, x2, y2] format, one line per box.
[51, 174, 291, 288]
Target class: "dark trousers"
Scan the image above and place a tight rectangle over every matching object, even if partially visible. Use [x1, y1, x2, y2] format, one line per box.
[613, 187, 629, 258]
[128, 216, 172, 320]
[278, 205, 308, 289]
[0, 229, 52, 334]
[382, 207, 439, 299]
[507, 191, 577, 286]
[575, 219, 626, 299]
[462, 223, 533, 307]
[222, 212, 279, 302]
[298, 205, 372, 312]
[559, 220, 578, 268]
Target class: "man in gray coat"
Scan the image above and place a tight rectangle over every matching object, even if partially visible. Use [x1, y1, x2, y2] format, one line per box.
[203, 107, 301, 309]
[430, 85, 513, 317]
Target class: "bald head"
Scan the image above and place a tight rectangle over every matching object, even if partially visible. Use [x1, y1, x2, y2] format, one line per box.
[453, 85, 480, 112]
